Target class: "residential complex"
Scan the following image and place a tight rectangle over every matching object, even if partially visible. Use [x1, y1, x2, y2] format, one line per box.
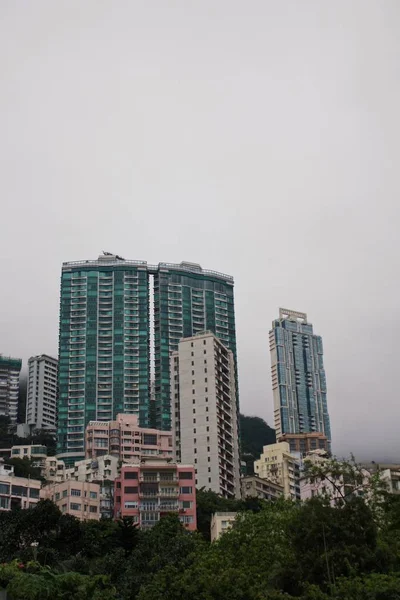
[41, 480, 100, 520]
[11, 444, 47, 470]
[57, 254, 236, 464]
[241, 475, 284, 501]
[114, 458, 197, 530]
[85, 413, 172, 461]
[269, 309, 331, 446]
[26, 354, 58, 433]
[210, 512, 237, 541]
[0, 356, 22, 424]
[171, 332, 240, 499]
[0, 463, 41, 511]
[254, 442, 300, 500]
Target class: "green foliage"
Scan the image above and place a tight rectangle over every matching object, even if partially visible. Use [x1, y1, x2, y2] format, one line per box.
[240, 413, 276, 475]
[5, 457, 44, 481]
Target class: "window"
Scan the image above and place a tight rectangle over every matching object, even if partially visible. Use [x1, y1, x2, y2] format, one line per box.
[204, 350, 206, 354]
[55, 492, 60, 501]
[205, 387, 208, 392]
[124, 486, 138, 494]
[124, 501, 138, 509]
[116, 482, 121, 489]
[193, 428, 196, 434]
[180, 486, 192, 494]
[180, 472, 193, 480]
[205, 378, 207, 383]
[143, 433, 157, 446]
[192, 380, 195, 385]
[71, 489, 81, 497]
[208, 457, 210, 462]
[63, 489, 68, 498]
[204, 359, 207, 364]
[204, 368, 207, 373]
[192, 370, 194, 376]
[0, 497, 10, 509]
[192, 399, 195, 404]
[90, 491, 97, 499]
[205, 397, 208, 402]
[207, 427, 209, 432]
[192, 361, 194, 366]
[0, 483, 10, 495]
[192, 389, 195, 395]
[193, 418, 196, 424]
[11, 485, 27, 497]
[124, 471, 138, 479]
[29, 488, 39, 499]
[191, 352, 194, 357]
[70, 503, 81, 511]
[89, 506, 98, 513]
[206, 406, 208, 412]
[193, 408, 195, 414]
[61, 503, 67, 513]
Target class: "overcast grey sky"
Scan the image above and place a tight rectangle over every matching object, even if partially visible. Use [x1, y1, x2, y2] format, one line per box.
[1, 1, 399, 461]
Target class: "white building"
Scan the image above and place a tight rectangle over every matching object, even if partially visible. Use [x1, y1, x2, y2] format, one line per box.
[210, 512, 237, 541]
[26, 355, 58, 433]
[171, 332, 240, 499]
[0, 461, 42, 511]
[0, 356, 22, 425]
[65, 454, 120, 483]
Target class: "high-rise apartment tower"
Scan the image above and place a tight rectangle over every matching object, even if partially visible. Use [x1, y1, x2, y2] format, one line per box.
[57, 255, 236, 463]
[171, 332, 240, 499]
[270, 309, 331, 445]
[26, 355, 58, 433]
[0, 356, 22, 424]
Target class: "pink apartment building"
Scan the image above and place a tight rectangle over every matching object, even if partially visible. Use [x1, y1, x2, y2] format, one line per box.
[41, 480, 101, 521]
[85, 414, 173, 462]
[114, 458, 197, 531]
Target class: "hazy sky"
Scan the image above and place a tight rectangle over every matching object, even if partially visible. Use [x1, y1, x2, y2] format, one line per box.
[1, 1, 399, 461]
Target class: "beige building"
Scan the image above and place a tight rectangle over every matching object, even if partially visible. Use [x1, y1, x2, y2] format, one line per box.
[241, 475, 284, 501]
[0, 462, 41, 511]
[41, 480, 100, 520]
[85, 414, 173, 462]
[210, 512, 237, 541]
[171, 332, 240, 499]
[254, 442, 300, 500]
[65, 454, 120, 483]
[43, 456, 66, 483]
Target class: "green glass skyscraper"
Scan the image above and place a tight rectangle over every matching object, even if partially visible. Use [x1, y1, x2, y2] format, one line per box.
[57, 255, 150, 463]
[153, 262, 236, 430]
[57, 255, 237, 463]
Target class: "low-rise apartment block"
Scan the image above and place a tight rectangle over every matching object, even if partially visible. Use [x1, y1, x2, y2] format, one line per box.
[85, 414, 173, 461]
[41, 480, 100, 520]
[0, 463, 41, 511]
[114, 458, 196, 530]
[11, 445, 47, 472]
[66, 454, 119, 483]
[210, 512, 237, 542]
[254, 442, 300, 500]
[43, 456, 66, 483]
[241, 475, 284, 501]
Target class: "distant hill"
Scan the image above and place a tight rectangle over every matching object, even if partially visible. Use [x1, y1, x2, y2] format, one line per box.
[240, 414, 276, 475]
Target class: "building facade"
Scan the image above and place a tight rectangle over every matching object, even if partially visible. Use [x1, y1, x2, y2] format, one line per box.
[241, 475, 284, 501]
[85, 413, 172, 462]
[57, 254, 237, 464]
[171, 332, 240, 499]
[0, 356, 22, 424]
[270, 309, 331, 446]
[279, 433, 329, 455]
[210, 512, 237, 541]
[114, 459, 197, 530]
[0, 463, 41, 511]
[26, 355, 58, 433]
[65, 454, 120, 483]
[41, 480, 101, 520]
[254, 442, 300, 500]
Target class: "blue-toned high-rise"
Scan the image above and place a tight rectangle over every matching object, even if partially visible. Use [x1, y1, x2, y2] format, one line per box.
[269, 309, 331, 446]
